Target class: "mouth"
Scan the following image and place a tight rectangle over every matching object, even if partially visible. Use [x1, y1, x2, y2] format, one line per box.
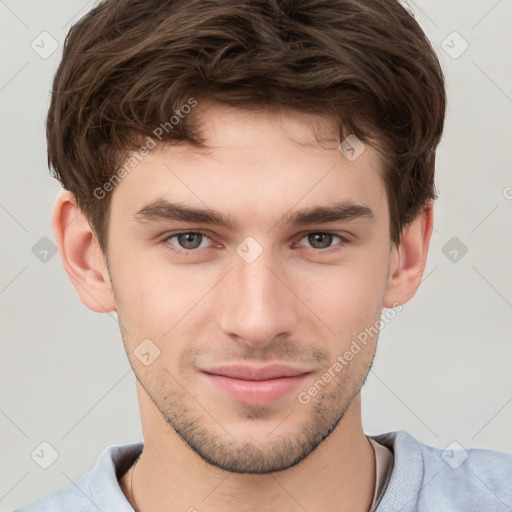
[200, 364, 313, 405]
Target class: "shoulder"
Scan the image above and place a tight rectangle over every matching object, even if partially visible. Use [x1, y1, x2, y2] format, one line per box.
[416, 436, 512, 510]
[12, 485, 90, 512]
[12, 441, 143, 512]
[370, 430, 512, 512]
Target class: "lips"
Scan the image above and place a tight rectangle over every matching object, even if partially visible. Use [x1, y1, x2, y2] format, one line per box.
[200, 364, 312, 405]
[202, 364, 311, 381]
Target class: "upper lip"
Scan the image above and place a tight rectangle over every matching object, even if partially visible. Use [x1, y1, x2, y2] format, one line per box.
[201, 364, 312, 381]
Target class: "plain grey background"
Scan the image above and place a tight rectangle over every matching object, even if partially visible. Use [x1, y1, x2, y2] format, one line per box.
[1, 0, 511, 510]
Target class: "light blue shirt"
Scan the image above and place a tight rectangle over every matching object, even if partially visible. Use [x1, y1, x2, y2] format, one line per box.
[13, 430, 512, 512]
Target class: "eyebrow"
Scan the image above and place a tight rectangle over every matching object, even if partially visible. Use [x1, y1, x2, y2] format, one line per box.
[132, 198, 374, 230]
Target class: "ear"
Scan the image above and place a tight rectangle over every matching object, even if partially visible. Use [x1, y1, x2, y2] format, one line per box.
[52, 190, 116, 313]
[383, 201, 434, 307]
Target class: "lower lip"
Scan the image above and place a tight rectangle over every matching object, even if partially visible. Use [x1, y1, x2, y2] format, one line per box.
[202, 372, 310, 405]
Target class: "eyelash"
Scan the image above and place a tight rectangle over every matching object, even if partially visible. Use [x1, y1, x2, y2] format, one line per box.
[160, 230, 351, 256]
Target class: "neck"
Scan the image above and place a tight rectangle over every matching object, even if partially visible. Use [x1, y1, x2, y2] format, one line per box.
[122, 381, 375, 512]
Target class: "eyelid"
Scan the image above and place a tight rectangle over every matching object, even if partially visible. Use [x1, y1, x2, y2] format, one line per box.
[161, 229, 217, 252]
[294, 231, 351, 252]
[161, 229, 352, 256]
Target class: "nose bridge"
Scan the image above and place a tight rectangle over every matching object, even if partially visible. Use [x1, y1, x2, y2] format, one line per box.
[219, 243, 297, 346]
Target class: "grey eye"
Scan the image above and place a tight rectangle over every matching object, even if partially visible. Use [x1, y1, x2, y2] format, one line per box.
[306, 233, 334, 249]
[176, 232, 204, 249]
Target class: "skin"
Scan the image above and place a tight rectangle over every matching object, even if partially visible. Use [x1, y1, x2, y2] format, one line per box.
[52, 99, 433, 512]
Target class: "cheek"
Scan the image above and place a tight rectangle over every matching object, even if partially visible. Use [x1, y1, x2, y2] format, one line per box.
[116, 259, 218, 342]
[292, 257, 388, 338]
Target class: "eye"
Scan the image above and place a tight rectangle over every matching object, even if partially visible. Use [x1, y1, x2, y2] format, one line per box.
[164, 230, 214, 252]
[160, 230, 350, 256]
[297, 232, 348, 251]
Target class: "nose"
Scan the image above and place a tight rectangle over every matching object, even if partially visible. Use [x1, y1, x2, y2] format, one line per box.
[218, 244, 299, 350]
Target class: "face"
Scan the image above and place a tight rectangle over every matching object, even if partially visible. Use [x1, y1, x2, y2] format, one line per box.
[106, 100, 396, 474]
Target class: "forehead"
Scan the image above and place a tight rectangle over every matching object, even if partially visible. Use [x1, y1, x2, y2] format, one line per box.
[109, 101, 388, 227]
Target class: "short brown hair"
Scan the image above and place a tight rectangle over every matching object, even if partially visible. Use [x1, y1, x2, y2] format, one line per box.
[47, 0, 446, 253]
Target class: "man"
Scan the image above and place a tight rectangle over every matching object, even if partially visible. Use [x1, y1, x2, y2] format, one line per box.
[15, 0, 511, 511]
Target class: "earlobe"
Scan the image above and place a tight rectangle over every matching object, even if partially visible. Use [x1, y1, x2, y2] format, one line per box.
[52, 190, 116, 313]
[383, 201, 434, 308]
